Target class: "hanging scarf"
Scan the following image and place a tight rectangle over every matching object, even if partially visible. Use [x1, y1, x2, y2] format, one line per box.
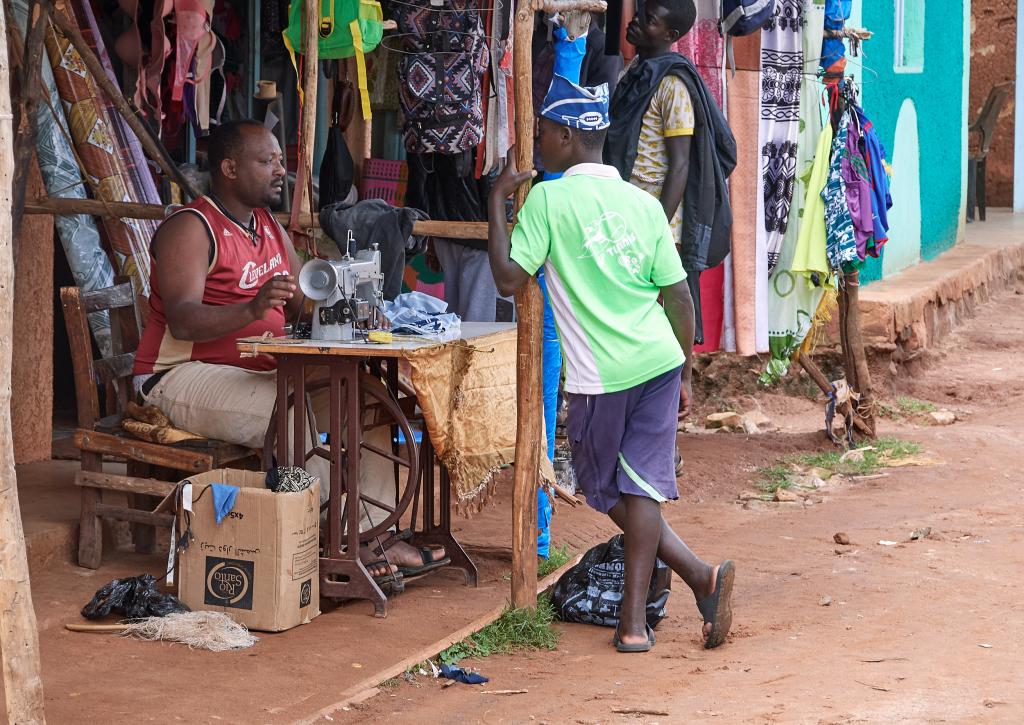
[823, 113, 859, 272]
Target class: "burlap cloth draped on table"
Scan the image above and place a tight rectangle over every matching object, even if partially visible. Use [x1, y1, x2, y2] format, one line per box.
[405, 329, 555, 515]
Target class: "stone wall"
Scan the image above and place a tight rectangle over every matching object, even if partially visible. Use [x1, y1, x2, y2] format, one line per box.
[970, 0, 1016, 207]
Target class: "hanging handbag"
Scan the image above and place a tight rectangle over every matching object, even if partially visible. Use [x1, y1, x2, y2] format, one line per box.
[318, 73, 357, 208]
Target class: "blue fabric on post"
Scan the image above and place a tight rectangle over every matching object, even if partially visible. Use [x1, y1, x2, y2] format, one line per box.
[540, 75, 610, 130]
[210, 484, 239, 525]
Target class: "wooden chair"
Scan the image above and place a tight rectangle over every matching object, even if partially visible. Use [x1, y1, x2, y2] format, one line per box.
[60, 280, 253, 569]
[967, 82, 1012, 222]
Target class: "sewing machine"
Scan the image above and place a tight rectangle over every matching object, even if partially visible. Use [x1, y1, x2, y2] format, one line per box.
[297, 232, 385, 342]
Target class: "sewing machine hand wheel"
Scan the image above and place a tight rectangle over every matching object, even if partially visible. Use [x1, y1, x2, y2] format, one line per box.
[262, 370, 419, 542]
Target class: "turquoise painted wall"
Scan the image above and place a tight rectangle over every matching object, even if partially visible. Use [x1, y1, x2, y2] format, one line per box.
[859, 0, 966, 283]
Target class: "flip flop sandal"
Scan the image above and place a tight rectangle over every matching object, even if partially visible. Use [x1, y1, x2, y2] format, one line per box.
[398, 548, 452, 580]
[696, 560, 735, 649]
[613, 624, 656, 653]
[365, 560, 404, 595]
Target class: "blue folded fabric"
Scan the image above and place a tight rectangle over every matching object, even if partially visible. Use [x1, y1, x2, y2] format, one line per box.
[382, 291, 461, 341]
[210, 484, 239, 525]
[439, 664, 488, 685]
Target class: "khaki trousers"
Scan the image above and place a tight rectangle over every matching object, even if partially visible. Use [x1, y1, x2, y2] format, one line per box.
[143, 361, 396, 532]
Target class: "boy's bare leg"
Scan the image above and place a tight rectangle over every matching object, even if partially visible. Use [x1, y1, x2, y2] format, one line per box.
[608, 499, 718, 640]
[616, 494, 664, 646]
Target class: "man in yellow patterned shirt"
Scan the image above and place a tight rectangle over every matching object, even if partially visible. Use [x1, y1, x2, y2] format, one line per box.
[620, 0, 698, 241]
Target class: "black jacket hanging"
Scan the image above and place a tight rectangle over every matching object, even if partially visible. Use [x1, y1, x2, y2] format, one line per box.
[606, 53, 737, 273]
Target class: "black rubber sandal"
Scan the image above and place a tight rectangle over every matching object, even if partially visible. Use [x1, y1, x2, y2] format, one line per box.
[365, 560, 404, 594]
[614, 624, 656, 653]
[696, 560, 735, 649]
[398, 548, 451, 580]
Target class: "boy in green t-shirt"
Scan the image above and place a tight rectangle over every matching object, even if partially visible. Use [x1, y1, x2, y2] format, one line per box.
[487, 75, 734, 652]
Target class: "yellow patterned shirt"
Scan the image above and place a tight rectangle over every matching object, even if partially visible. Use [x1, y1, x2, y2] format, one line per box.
[628, 74, 695, 242]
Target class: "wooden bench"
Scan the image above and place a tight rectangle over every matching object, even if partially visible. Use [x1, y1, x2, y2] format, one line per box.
[60, 281, 254, 569]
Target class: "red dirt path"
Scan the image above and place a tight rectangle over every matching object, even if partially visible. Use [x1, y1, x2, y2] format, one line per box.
[5, 288, 1024, 724]
[333, 288, 1024, 724]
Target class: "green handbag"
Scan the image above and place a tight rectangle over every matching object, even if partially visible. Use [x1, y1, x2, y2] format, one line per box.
[282, 0, 383, 118]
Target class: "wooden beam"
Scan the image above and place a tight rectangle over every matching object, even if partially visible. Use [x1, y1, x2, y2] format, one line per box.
[75, 469, 177, 497]
[288, 0, 319, 246]
[0, 0, 47, 719]
[24, 196, 509, 240]
[510, 0, 541, 610]
[48, 5, 199, 200]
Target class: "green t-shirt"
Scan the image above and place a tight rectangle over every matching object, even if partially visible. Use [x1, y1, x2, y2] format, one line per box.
[510, 163, 687, 395]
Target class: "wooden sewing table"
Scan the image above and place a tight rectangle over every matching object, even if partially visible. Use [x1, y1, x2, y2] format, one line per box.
[238, 323, 515, 616]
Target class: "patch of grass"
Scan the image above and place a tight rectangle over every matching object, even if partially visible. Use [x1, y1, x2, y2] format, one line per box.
[757, 464, 796, 493]
[756, 438, 924, 491]
[538, 543, 573, 578]
[896, 396, 937, 414]
[790, 437, 923, 478]
[439, 593, 560, 665]
[380, 677, 401, 689]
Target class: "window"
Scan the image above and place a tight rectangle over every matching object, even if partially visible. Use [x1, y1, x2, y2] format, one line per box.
[894, 0, 925, 72]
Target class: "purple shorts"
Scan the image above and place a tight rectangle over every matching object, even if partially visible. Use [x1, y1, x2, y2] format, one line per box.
[566, 366, 681, 514]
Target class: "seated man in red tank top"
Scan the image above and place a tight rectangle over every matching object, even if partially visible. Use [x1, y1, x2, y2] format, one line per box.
[133, 120, 446, 582]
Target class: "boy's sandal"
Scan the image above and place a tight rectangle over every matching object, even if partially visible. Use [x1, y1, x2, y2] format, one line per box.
[613, 624, 656, 653]
[696, 560, 735, 649]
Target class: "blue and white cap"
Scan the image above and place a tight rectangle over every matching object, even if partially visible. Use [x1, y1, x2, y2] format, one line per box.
[540, 75, 610, 131]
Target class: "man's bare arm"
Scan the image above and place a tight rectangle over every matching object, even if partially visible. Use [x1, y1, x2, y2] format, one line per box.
[155, 213, 296, 342]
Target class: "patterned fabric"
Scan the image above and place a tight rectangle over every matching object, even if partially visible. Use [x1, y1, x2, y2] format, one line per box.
[766, 0, 826, 377]
[10, 0, 116, 356]
[392, 0, 489, 154]
[757, 0, 803, 275]
[822, 114, 859, 272]
[627, 70, 695, 242]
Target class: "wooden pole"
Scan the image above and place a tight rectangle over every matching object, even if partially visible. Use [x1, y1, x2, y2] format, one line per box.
[10, 0, 53, 246]
[288, 0, 319, 245]
[510, 0, 542, 610]
[48, 5, 199, 200]
[23, 196, 511, 240]
[0, 2, 47, 721]
[840, 269, 875, 435]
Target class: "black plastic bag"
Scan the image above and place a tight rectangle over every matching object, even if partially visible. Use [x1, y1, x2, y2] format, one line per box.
[81, 574, 190, 620]
[550, 534, 671, 629]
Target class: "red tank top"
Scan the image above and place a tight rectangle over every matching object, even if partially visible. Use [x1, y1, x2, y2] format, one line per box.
[134, 196, 291, 374]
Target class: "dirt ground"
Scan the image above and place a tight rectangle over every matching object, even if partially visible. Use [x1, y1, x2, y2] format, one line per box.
[332, 287, 1024, 724]
[6, 287, 1023, 724]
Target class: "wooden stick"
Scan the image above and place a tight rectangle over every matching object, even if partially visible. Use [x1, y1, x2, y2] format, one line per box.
[841, 269, 876, 436]
[796, 352, 831, 395]
[510, 0, 541, 611]
[0, 3, 47, 719]
[10, 0, 53, 247]
[65, 623, 128, 633]
[289, 0, 319, 246]
[48, 6, 199, 200]
[23, 196, 511, 240]
[532, 0, 607, 12]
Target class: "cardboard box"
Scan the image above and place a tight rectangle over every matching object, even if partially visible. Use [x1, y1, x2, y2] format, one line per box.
[176, 469, 320, 632]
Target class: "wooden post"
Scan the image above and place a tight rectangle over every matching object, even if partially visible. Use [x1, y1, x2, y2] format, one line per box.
[10, 0, 53, 246]
[0, 1, 47, 721]
[48, 5, 199, 200]
[289, 0, 319, 246]
[840, 269, 875, 435]
[510, 0, 541, 610]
